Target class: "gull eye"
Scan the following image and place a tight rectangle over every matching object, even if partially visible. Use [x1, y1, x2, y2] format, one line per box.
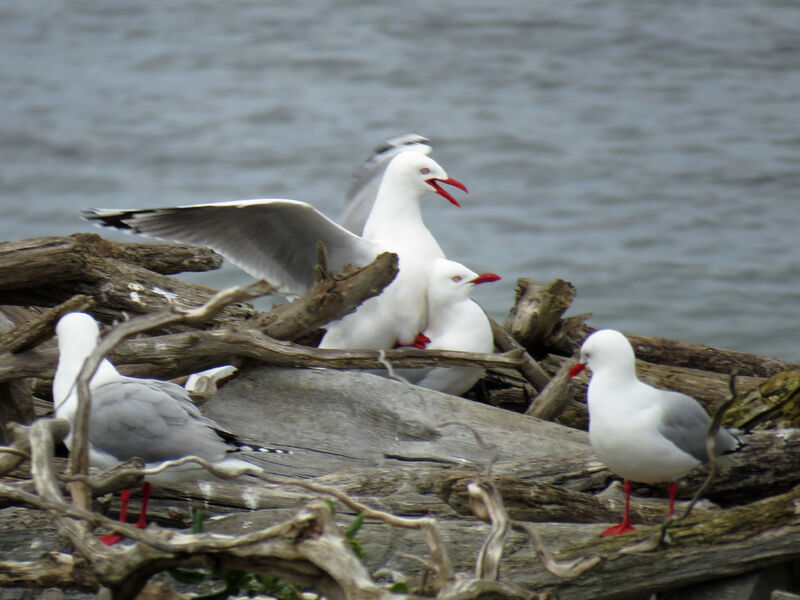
[452, 276, 462, 283]
[420, 167, 431, 175]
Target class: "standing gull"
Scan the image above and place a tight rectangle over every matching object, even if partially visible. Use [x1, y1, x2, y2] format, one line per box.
[54, 312, 257, 544]
[569, 329, 741, 536]
[82, 151, 467, 350]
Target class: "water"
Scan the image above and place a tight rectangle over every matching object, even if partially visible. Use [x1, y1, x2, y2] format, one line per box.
[2, 0, 799, 361]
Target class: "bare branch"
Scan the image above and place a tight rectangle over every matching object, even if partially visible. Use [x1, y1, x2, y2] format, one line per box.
[489, 317, 550, 392]
[524, 358, 575, 421]
[468, 481, 510, 581]
[512, 521, 600, 578]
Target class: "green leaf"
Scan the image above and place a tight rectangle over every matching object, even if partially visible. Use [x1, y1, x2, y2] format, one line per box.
[347, 537, 366, 559]
[345, 513, 364, 539]
[192, 507, 205, 534]
[390, 582, 409, 594]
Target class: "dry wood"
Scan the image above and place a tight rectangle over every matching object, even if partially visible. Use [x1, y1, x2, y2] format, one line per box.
[489, 317, 550, 391]
[522, 485, 800, 600]
[0, 379, 35, 444]
[2, 235, 800, 599]
[0, 234, 221, 292]
[0, 330, 523, 387]
[255, 251, 399, 340]
[0, 423, 32, 476]
[95, 236, 223, 275]
[718, 369, 800, 430]
[0, 236, 90, 290]
[524, 358, 575, 421]
[5, 435, 800, 600]
[0, 294, 93, 354]
[0, 234, 401, 345]
[0, 552, 98, 591]
[504, 276, 799, 380]
[626, 333, 800, 379]
[503, 278, 591, 358]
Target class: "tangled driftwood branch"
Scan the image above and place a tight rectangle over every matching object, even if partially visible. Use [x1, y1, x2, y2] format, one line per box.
[3, 233, 800, 600]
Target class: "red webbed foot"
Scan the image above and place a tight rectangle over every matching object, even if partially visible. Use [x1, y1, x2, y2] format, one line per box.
[412, 333, 431, 349]
[600, 518, 636, 537]
[99, 533, 123, 545]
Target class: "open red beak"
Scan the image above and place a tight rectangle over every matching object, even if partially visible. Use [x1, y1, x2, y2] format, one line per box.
[427, 177, 468, 207]
[470, 273, 501, 285]
[568, 363, 586, 378]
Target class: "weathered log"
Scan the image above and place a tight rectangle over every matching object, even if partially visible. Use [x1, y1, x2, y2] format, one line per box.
[0, 234, 400, 346]
[524, 359, 575, 421]
[0, 329, 523, 388]
[0, 236, 91, 290]
[254, 251, 399, 340]
[0, 234, 222, 292]
[54, 257, 256, 322]
[2, 417, 798, 599]
[94, 236, 223, 275]
[516, 485, 800, 600]
[489, 317, 550, 392]
[0, 380, 35, 444]
[503, 278, 591, 358]
[0, 295, 93, 354]
[0, 423, 32, 476]
[4, 237, 800, 600]
[626, 333, 800, 379]
[720, 369, 800, 430]
[0, 552, 98, 592]
[504, 276, 799, 379]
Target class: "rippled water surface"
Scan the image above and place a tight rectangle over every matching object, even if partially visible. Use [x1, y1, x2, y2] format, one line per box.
[2, 0, 799, 360]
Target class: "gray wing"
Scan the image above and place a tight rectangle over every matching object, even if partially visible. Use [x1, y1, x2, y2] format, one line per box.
[339, 134, 432, 235]
[88, 380, 230, 464]
[144, 378, 240, 440]
[657, 390, 740, 462]
[83, 200, 379, 295]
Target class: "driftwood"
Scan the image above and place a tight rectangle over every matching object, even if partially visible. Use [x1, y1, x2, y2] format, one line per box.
[1, 233, 800, 600]
[0, 233, 399, 336]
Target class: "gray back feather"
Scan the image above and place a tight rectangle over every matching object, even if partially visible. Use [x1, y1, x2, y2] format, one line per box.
[88, 380, 230, 464]
[657, 390, 740, 462]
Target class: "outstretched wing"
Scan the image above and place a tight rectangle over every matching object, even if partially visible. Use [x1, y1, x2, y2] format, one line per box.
[83, 199, 379, 295]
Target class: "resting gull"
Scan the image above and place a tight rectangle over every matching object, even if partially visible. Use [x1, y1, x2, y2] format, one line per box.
[53, 312, 257, 543]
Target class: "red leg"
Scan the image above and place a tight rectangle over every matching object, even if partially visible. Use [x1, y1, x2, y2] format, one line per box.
[99, 489, 131, 545]
[667, 481, 677, 517]
[135, 482, 151, 529]
[601, 479, 637, 536]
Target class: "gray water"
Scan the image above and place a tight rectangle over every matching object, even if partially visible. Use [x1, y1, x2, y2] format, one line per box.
[2, 1, 799, 361]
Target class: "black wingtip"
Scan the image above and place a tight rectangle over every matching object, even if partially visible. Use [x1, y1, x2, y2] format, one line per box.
[80, 208, 155, 231]
[372, 133, 431, 156]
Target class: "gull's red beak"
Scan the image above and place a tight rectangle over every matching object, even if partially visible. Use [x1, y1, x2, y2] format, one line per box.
[568, 363, 586, 378]
[470, 273, 501, 285]
[427, 177, 468, 207]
